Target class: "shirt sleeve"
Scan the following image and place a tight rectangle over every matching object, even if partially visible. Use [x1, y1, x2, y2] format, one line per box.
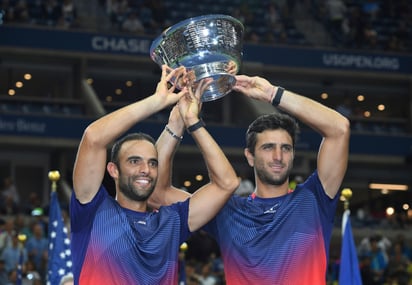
[70, 185, 107, 233]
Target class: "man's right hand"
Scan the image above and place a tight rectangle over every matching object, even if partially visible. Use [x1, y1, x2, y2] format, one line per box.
[154, 65, 189, 106]
[178, 78, 213, 127]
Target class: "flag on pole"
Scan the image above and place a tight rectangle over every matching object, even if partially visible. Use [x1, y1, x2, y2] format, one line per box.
[46, 191, 72, 285]
[16, 248, 24, 285]
[339, 209, 362, 285]
[178, 242, 188, 285]
[178, 258, 187, 285]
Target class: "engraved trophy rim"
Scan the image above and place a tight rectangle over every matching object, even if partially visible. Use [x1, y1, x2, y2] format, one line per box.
[149, 14, 244, 102]
[150, 14, 244, 53]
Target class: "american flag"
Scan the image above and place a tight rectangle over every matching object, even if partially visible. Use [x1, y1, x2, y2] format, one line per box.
[46, 191, 72, 285]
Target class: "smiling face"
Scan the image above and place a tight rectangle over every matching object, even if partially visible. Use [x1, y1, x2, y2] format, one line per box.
[246, 129, 294, 186]
[113, 139, 158, 202]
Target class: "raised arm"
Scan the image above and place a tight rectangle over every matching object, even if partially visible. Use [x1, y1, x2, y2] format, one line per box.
[179, 79, 239, 231]
[73, 65, 187, 204]
[149, 104, 191, 209]
[150, 64, 240, 209]
[233, 75, 350, 198]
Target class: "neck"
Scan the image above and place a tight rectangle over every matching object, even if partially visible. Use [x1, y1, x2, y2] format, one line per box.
[254, 180, 290, 198]
[116, 193, 148, 212]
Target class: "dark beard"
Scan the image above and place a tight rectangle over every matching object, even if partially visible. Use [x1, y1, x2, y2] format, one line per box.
[257, 170, 289, 186]
[118, 174, 156, 202]
[256, 161, 293, 186]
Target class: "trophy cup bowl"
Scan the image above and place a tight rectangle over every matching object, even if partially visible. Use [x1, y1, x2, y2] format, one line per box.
[150, 14, 244, 102]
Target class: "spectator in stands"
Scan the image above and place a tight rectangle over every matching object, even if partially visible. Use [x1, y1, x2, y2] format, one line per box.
[60, 0, 77, 28]
[27, 0, 44, 24]
[0, 219, 15, 256]
[1, 176, 20, 207]
[265, 3, 282, 31]
[14, 213, 32, 240]
[107, 0, 129, 28]
[191, 261, 218, 285]
[26, 206, 48, 240]
[234, 171, 254, 197]
[183, 260, 199, 285]
[56, 0, 79, 29]
[359, 254, 376, 285]
[25, 223, 48, 278]
[7, 259, 42, 285]
[121, 11, 145, 34]
[341, 5, 366, 48]
[147, 0, 170, 33]
[384, 241, 411, 284]
[0, 196, 20, 216]
[0, 0, 15, 23]
[3, 0, 30, 24]
[359, 233, 392, 264]
[393, 233, 412, 261]
[0, 258, 8, 285]
[355, 205, 375, 227]
[367, 235, 389, 284]
[325, 0, 347, 42]
[0, 233, 28, 273]
[23, 192, 42, 216]
[43, 0, 62, 26]
[135, 2, 156, 33]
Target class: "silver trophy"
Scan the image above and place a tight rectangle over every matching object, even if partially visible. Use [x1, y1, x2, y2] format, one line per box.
[150, 14, 244, 102]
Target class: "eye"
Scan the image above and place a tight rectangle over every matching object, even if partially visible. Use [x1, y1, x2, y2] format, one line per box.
[148, 160, 158, 168]
[282, 145, 293, 152]
[129, 158, 142, 165]
[262, 144, 274, 150]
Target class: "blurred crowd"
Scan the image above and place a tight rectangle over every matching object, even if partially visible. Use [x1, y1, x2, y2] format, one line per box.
[315, 0, 412, 53]
[0, 0, 78, 29]
[175, 228, 412, 285]
[1, 0, 411, 52]
[328, 232, 412, 285]
[0, 176, 70, 284]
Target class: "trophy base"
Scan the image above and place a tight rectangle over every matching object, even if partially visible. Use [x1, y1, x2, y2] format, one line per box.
[190, 61, 236, 102]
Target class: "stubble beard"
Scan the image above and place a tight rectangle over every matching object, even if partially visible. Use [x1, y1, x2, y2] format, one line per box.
[118, 173, 156, 202]
[256, 161, 293, 186]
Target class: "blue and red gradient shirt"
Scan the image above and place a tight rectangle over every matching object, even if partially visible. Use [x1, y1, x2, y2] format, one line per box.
[70, 185, 190, 285]
[203, 171, 338, 285]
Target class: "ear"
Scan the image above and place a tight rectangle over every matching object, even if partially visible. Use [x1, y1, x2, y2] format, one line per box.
[107, 162, 119, 179]
[244, 148, 254, 167]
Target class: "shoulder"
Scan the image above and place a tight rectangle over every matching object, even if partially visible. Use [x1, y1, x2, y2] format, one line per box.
[156, 198, 191, 216]
[294, 171, 323, 195]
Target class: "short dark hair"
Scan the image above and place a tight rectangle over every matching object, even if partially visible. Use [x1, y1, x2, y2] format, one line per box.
[111, 132, 156, 165]
[246, 112, 299, 154]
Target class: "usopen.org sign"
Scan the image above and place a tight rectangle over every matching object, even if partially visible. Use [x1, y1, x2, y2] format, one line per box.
[322, 53, 400, 71]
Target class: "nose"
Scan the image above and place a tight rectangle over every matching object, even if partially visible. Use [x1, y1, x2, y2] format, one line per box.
[272, 146, 282, 161]
[138, 161, 150, 175]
